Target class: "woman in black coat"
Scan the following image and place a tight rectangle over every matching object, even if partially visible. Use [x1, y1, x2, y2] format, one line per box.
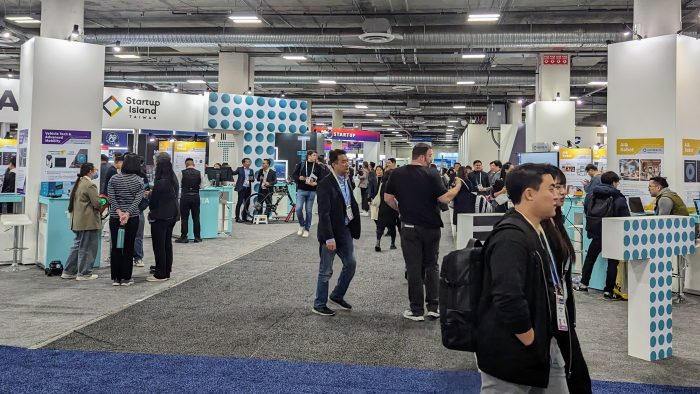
[372, 167, 400, 252]
[452, 166, 478, 225]
[542, 165, 592, 394]
[147, 154, 180, 282]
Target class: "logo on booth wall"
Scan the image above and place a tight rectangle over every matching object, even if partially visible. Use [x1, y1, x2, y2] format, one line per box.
[105, 132, 120, 146]
[103, 96, 123, 117]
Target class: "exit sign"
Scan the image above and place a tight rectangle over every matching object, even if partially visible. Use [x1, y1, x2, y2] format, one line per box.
[543, 54, 569, 65]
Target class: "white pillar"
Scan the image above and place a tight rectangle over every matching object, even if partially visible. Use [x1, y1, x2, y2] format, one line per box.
[331, 110, 343, 149]
[18, 37, 105, 263]
[536, 53, 570, 102]
[633, 0, 682, 39]
[41, 0, 84, 41]
[508, 102, 523, 125]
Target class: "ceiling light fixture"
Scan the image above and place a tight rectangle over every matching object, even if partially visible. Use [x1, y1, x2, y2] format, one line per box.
[7, 69, 13, 78]
[187, 79, 206, 84]
[315, 123, 326, 126]
[210, 134, 216, 143]
[588, 81, 608, 86]
[280, 90, 286, 98]
[448, 119, 459, 123]
[71, 24, 80, 38]
[392, 131, 400, 134]
[365, 113, 377, 117]
[577, 100, 583, 105]
[517, 99, 524, 105]
[355, 104, 368, 109]
[173, 87, 179, 93]
[555, 92, 561, 101]
[5, 16, 41, 24]
[462, 53, 486, 59]
[623, 31, 631, 36]
[229, 15, 262, 24]
[283, 55, 307, 61]
[373, 119, 384, 122]
[386, 128, 395, 131]
[113, 40, 121, 52]
[569, 96, 579, 99]
[115, 54, 141, 59]
[2, 32, 11, 38]
[456, 81, 475, 85]
[467, 13, 500, 22]
[246, 86, 252, 95]
[453, 105, 466, 109]
[318, 79, 336, 84]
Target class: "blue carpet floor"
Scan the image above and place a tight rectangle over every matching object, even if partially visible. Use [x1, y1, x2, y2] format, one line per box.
[1, 346, 697, 393]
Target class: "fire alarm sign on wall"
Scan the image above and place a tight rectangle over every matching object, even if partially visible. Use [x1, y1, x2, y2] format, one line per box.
[543, 54, 569, 65]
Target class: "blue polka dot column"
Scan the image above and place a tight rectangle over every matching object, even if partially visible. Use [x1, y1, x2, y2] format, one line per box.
[606, 216, 696, 361]
[207, 92, 309, 176]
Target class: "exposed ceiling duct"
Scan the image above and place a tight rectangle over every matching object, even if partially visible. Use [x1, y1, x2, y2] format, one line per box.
[85, 24, 627, 49]
[104, 71, 604, 86]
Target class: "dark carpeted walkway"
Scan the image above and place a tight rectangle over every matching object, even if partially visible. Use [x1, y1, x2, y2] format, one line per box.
[44, 214, 700, 389]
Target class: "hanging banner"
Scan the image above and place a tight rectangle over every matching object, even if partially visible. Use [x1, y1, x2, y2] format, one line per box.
[329, 128, 380, 142]
[14, 129, 28, 194]
[159, 141, 206, 174]
[558, 148, 592, 188]
[592, 147, 608, 171]
[617, 138, 664, 201]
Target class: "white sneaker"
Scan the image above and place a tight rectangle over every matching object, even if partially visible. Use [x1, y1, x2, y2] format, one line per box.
[146, 275, 168, 282]
[403, 310, 425, 322]
[297, 227, 304, 236]
[61, 273, 77, 279]
[76, 274, 98, 281]
[302, 230, 309, 238]
[112, 281, 121, 286]
[133, 259, 144, 267]
[426, 311, 440, 319]
[121, 280, 134, 286]
[360, 211, 369, 217]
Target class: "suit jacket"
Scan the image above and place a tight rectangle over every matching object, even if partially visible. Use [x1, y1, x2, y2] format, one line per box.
[316, 173, 361, 243]
[257, 168, 277, 192]
[233, 166, 254, 192]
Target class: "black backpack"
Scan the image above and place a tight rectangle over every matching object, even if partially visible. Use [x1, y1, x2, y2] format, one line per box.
[439, 216, 537, 352]
[585, 195, 614, 237]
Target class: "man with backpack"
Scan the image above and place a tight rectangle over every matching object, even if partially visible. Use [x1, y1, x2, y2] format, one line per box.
[576, 171, 631, 299]
[476, 163, 566, 392]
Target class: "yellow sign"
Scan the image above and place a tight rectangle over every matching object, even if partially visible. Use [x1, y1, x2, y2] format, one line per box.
[682, 139, 700, 156]
[174, 141, 206, 153]
[0, 138, 17, 148]
[559, 148, 591, 160]
[592, 148, 607, 161]
[616, 138, 664, 155]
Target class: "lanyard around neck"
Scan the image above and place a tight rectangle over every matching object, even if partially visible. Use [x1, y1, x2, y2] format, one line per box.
[305, 162, 315, 176]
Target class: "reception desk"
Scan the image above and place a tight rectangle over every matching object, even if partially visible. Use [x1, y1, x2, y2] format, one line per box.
[38, 196, 101, 269]
[173, 186, 234, 239]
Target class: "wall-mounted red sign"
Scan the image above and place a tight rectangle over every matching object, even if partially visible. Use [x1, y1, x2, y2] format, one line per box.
[543, 54, 569, 65]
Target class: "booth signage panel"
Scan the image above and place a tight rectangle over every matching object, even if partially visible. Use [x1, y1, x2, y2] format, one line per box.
[159, 141, 206, 173]
[330, 128, 380, 142]
[101, 130, 129, 147]
[40, 130, 91, 196]
[102, 88, 205, 131]
[559, 148, 592, 188]
[542, 54, 569, 65]
[616, 138, 664, 203]
[0, 138, 16, 190]
[15, 129, 28, 194]
[592, 148, 608, 171]
[0, 78, 19, 123]
[682, 139, 700, 184]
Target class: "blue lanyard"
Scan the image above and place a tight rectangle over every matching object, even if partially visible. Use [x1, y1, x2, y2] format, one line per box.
[540, 232, 563, 290]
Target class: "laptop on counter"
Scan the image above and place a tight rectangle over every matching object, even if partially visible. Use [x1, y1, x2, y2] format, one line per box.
[628, 197, 653, 216]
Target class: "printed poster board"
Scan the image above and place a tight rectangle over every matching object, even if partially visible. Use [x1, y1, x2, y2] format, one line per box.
[592, 148, 607, 172]
[41, 130, 92, 196]
[14, 129, 28, 194]
[158, 141, 206, 174]
[617, 138, 664, 204]
[559, 148, 592, 188]
[0, 138, 17, 191]
[682, 138, 700, 202]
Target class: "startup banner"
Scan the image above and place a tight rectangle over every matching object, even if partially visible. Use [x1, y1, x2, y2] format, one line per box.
[617, 138, 664, 202]
[103, 88, 205, 131]
[329, 128, 380, 142]
[558, 148, 591, 188]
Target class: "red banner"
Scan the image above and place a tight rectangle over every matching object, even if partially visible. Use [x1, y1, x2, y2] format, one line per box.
[543, 54, 569, 65]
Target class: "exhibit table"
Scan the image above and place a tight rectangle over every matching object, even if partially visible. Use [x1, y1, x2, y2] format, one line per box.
[683, 214, 700, 295]
[0, 194, 25, 264]
[38, 196, 101, 269]
[173, 186, 234, 239]
[602, 216, 696, 361]
[455, 213, 504, 249]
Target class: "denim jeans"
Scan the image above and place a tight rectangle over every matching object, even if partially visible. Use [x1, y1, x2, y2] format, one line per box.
[133, 211, 145, 261]
[314, 227, 357, 309]
[296, 190, 316, 230]
[64, 230, 99, 276]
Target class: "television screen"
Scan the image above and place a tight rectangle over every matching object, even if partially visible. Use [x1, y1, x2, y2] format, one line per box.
[517, 152, 559, 167]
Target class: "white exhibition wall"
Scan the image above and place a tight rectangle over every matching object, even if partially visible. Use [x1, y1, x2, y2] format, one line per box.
[463, 124, 500, 165]
[576, 126, 606, 148]
[525, 101, 576, 151]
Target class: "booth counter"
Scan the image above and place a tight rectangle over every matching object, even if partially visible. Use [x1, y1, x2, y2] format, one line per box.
[563, 196, 608, 291]
[683, 214, 700, 295]
[38, 196, 101, 269]
[173, 185, 234, 240]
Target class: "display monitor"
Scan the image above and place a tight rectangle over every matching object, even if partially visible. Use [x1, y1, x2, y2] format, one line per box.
[694, 199, 700, 214]
[274, 160, 288, 182]
[205, 167, 223, 184]
[628, 197, 645, 215]
[517, 152, 559, 167]
[219, 166, 234, 181]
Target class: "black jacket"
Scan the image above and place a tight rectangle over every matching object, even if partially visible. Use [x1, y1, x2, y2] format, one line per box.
[256, 168, 277, 192]
[452, 177, 477, 225]
[101, 165, 117, 193]
[476, 210, 554, 388]
[149, 179, 180, 222]
[181, 168, 202, 195]
[316, 173, 361, 243]
[368, 171, 378, 199]
[233, 167, 255, 192]
[583, 183, 631, 239]
[293, 161, 325, 192]
[1, 169, 15, 193]
[468, 170, 491, 190]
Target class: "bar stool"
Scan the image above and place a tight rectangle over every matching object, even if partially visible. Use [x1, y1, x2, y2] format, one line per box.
[673, 255, 689, 304]
[1, 214, 32, 272]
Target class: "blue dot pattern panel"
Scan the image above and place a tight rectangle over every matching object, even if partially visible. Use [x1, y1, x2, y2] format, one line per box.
[620, 217, 695, 361]
[207, 93, 309, 174]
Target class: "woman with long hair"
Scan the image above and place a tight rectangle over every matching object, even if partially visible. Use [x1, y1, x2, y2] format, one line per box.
[491, 162, 514, 213]
[371, 166, 399, 252]
[358, 161, 370, 215]
[62, 163, 101, 281]
[147, 154, 180, 282]
[452, 166, 478, 225]
[107, 153, 145, 286]
[542, 165, 592, 394]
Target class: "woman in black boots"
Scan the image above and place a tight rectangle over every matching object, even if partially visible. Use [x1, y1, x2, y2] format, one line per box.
[371, 166, 399, 252]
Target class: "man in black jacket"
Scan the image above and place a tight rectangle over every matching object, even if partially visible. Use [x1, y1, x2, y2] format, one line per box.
[468, 159, 491, 195]
[292, 150, 324, 237]
[176, 158, 203, 243]
[312, 149, 360, 317]
[477, 163, 564, 392]
[577, 171, 631, 299]
[256, 159, 277, 213]
[101, 153, 123, 193]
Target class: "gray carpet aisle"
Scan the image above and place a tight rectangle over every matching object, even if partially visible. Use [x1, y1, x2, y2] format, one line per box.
[45, 215, 700, 387]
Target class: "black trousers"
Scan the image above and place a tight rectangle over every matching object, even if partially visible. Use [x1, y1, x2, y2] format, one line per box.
[400, 224, 441, 315]
[180, 194, 201, 239]
[581, 237, 618, 293]
[375, 220, 397, 243]
[360, 187, 369, 211]
[151, 219, 176, 279]
[235, 187, 252, 220]
[109, 216, 139, 281]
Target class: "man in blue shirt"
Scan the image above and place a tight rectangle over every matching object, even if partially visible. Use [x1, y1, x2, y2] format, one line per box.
[313, 149, 361, 316]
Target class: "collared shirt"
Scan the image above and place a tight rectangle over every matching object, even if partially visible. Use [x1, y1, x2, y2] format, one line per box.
[242, 168, 251, 187]
[337, 174, 351, 207]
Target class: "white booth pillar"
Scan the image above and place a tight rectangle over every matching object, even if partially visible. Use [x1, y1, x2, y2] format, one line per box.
[210, 52, 255, 166]
[633, 0, 681, 39]
[331, 110, 343, 149]
[525, 53, 575, 152]
[40, 0, 84, 40]
[18, 36, 105, 263]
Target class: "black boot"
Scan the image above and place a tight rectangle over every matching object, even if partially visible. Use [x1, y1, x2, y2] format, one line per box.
[375, 240, 381, 252]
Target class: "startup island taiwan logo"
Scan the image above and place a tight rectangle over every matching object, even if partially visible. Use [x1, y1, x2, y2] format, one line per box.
[103, 94, 161, 120]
